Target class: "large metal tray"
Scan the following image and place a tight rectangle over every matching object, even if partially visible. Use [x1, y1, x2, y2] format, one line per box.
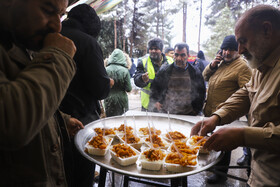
[75, 114, 223, 179]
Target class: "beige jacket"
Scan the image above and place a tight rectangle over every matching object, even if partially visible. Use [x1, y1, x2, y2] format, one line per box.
[214, 46, 280, 187]
[203, 56, 252, 116]
[0, 40, 76, 186]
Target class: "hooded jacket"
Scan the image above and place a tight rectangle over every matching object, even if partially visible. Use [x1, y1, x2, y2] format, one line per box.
[104, 49, 132, 117]
[60, 18, 110, 124]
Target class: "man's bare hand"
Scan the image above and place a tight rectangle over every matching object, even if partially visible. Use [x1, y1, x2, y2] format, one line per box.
[190, 115, 219, 136]
[142, 72, 149, 83]
[44, 33, 76, 58]
[155, 102, 162, 111]
[210, 53, 224, 68]
[67, 118, 84, 137]
[204, 127, 245, 151]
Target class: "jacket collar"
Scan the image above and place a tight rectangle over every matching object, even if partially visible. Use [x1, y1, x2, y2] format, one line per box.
[0, 27, 30, 68]
[257, 46, 280, 73]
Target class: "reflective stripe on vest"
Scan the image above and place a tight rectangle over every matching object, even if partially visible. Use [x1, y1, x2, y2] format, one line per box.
[166, 56, 174, 64]
[141, 57, 155, 109]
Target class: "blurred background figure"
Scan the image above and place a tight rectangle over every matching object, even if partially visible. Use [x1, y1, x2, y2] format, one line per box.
[164, 46, 175, 58]
[104, 49, 132, 117]
[129, 58, 136, 78]
[59, 4, 110, 187]
[194, 50, 209, 73]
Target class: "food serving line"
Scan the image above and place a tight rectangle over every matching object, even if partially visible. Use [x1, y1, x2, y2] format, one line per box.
[75, 111, 249, 187]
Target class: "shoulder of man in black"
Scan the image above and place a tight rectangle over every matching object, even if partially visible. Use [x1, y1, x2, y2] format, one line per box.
[61, 19, 110, 100]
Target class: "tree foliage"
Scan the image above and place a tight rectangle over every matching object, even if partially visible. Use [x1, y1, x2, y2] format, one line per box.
[203, 6, 235, 59]
[98, 0, 181, 58]
[202, 0, 279, 59]
[97, 0, 279, 59]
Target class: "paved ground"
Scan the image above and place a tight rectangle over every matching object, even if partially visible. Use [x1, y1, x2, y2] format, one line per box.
[94, 91, 249, 187]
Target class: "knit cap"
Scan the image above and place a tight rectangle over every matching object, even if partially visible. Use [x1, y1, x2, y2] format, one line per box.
[220, 35, 238, 51]
[148, 38, 163, 51]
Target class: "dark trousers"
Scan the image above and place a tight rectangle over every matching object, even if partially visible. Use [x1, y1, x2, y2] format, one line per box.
[70, 142, 96, 187]
[243, 147, 252, 177]
[214, 151, 231, 174]
[243, 147, 251, 157]
[65, 114, 99, 187]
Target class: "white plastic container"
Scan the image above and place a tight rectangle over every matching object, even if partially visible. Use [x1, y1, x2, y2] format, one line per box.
[143, 135, 170, 150]
[139, 148, 166, 171]
[93, 127, 116, 138]
[110, 144, 140, 166]
[164, 152, 198, 173]
[187, 136, 209, 154]
[85, 136, 113, 156]
[117, 134, 144, 150]
[114, 124, 134, 136]
[138, 127, 161, 137]
[162, 131, 188, 143]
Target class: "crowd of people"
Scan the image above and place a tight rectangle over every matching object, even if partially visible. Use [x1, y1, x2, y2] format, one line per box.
[0, 0, 279, 187]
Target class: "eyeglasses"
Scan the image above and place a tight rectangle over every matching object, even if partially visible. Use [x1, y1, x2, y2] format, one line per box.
[174, 53, 187, 57]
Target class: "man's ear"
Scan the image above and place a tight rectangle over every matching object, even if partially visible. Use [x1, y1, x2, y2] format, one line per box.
[262, 21, 273, 39]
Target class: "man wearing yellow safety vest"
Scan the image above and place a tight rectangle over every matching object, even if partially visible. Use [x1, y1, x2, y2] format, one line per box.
[134, 38, 173, 111]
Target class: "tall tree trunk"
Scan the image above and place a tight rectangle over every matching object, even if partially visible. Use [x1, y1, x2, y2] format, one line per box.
[198, 0, 202, 51]
[182, 2, 187, 42]
[123, 0, 128, 52]
[161, 0, 164, 41]
[129, 0, 137, 57]
[119, 19, 123, 49]
[114, 19, 117, 49]
[156, 0, 160, 37]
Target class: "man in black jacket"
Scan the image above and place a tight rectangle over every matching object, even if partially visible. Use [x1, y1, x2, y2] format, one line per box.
[149, 43, 205, 115]
[60, 4, 110, 124]
[59, 4, 110, 187]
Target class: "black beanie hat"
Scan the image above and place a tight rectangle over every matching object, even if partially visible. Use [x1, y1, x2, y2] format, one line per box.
[68, 4, 101, 38]
[148, 38, 163, 52]
[220, 35, 238, 51]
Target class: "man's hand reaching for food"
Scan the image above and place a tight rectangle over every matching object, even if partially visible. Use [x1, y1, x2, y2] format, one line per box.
[67, 118, 84, 137]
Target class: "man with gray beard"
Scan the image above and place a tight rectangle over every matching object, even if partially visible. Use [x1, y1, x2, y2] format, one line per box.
[191, 5, 280, 187]
[134, 38, 173, 111]
[202, 35, 252, 184]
